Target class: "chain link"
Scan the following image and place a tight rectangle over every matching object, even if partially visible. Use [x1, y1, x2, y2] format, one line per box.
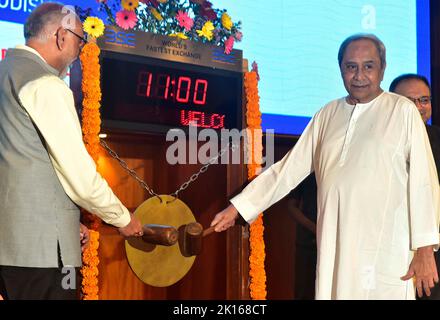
[100, 139, 238, 201]
[100, 140, 163, 201]
[170, 142, 239, 199]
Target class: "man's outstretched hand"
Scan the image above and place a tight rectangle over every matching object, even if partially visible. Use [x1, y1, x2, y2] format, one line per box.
[210, 204, 240, 232]
[118, 213, 144, 238]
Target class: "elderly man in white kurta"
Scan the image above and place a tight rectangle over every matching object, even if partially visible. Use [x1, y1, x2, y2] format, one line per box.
[210, 34, 440, 300]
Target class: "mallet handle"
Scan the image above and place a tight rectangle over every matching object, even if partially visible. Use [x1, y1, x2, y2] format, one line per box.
[202, 225, 216, 237]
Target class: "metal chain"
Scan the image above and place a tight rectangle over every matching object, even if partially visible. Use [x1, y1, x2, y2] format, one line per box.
[100, 140, 162, 201]
[100, 139, 238, 201]
[170, 142, 239, 199]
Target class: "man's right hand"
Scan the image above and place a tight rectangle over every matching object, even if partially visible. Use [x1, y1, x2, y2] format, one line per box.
[210, 204, 240, 232]
[118, 213, 143, 238]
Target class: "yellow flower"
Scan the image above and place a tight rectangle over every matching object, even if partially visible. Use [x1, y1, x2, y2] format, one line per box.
[121, 0, 139, 11]
[83, 17, 105, 39]
[196, 21, 214, 41]
[149, 7, 163, 21]
[169, 32, 188, 40]
[221, 12, 233, 30]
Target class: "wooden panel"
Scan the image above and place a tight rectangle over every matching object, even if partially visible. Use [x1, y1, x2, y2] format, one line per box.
[95, 131, 233, 299]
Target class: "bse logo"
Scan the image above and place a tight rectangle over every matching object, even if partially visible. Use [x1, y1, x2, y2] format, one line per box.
[105, 29, 136, 48]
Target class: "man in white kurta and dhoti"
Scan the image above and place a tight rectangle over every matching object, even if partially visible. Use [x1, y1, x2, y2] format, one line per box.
[210, 34, 440, 300]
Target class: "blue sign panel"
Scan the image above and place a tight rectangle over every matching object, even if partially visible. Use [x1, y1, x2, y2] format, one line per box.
[0, 0, 97, 24]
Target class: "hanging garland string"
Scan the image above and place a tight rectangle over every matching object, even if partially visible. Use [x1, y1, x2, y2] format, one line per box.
[244, 70, 267, 300]
[79, 40, 103, 300]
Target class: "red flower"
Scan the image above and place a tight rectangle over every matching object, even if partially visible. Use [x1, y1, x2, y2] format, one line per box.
[201, 7, 216, 20]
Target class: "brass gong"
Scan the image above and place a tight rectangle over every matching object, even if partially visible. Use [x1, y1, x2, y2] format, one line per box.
[125, 195, 197, 287]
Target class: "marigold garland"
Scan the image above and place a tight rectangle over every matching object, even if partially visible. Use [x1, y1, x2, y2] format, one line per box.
[79, 40, 103, 300]
[80, 230, 100, 300]
[244, 70, 267, 300]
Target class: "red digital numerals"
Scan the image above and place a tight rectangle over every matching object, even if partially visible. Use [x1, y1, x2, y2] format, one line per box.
[136, 71, 225, 129]
[136, 71, 208, 106]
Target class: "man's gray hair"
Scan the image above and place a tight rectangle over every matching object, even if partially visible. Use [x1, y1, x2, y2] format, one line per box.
[338, 34, 386, 69]
[24, 2, 76, 41]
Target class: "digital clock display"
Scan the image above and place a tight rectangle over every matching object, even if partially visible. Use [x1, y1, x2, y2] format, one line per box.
[100, 54, 243, 132]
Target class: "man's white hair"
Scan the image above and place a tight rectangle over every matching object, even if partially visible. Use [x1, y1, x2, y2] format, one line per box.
[24, 2, 79, 42]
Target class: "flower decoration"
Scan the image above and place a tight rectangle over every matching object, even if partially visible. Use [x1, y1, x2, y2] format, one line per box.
[221, 12, 232, 30]
[81, 230, 100, 299]
[83, 17, 105, 38]
[176, 10, 194, 31]
[196, 20, 214, 41]
[244, 70, 267, 300]
[169, 32, 188, 39]
[79, 39, 104, 299]
[234, 31, 242, 41]
[121, 0, 139, 11]
[149, 7, 163, 21]
[116, 10, 138, 30]
[224, 35, 234, 54]
[76, 0, 242, 54]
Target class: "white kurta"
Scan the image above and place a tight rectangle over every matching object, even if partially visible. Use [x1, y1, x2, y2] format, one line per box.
[231, 92, 440, 300]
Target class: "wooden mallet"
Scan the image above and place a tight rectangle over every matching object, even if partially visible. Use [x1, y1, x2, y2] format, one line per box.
[141, 224, 178, 246]
[182, 222, 216, 256]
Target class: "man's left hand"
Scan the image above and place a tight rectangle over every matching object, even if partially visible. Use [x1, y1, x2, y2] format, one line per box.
[401, 245, 439, 298]
[80, 223, 90, 253]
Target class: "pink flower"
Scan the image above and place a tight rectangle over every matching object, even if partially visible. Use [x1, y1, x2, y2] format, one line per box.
[234, 31, 243, 41]
[116, 10, 138, 30]
[176, 10, 194, 31]
[224, 35, 234, 54]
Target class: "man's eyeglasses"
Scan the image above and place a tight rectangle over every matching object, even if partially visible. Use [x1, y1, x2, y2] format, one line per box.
[407, 96, 432, 106]
[65, 29, 88, 46]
